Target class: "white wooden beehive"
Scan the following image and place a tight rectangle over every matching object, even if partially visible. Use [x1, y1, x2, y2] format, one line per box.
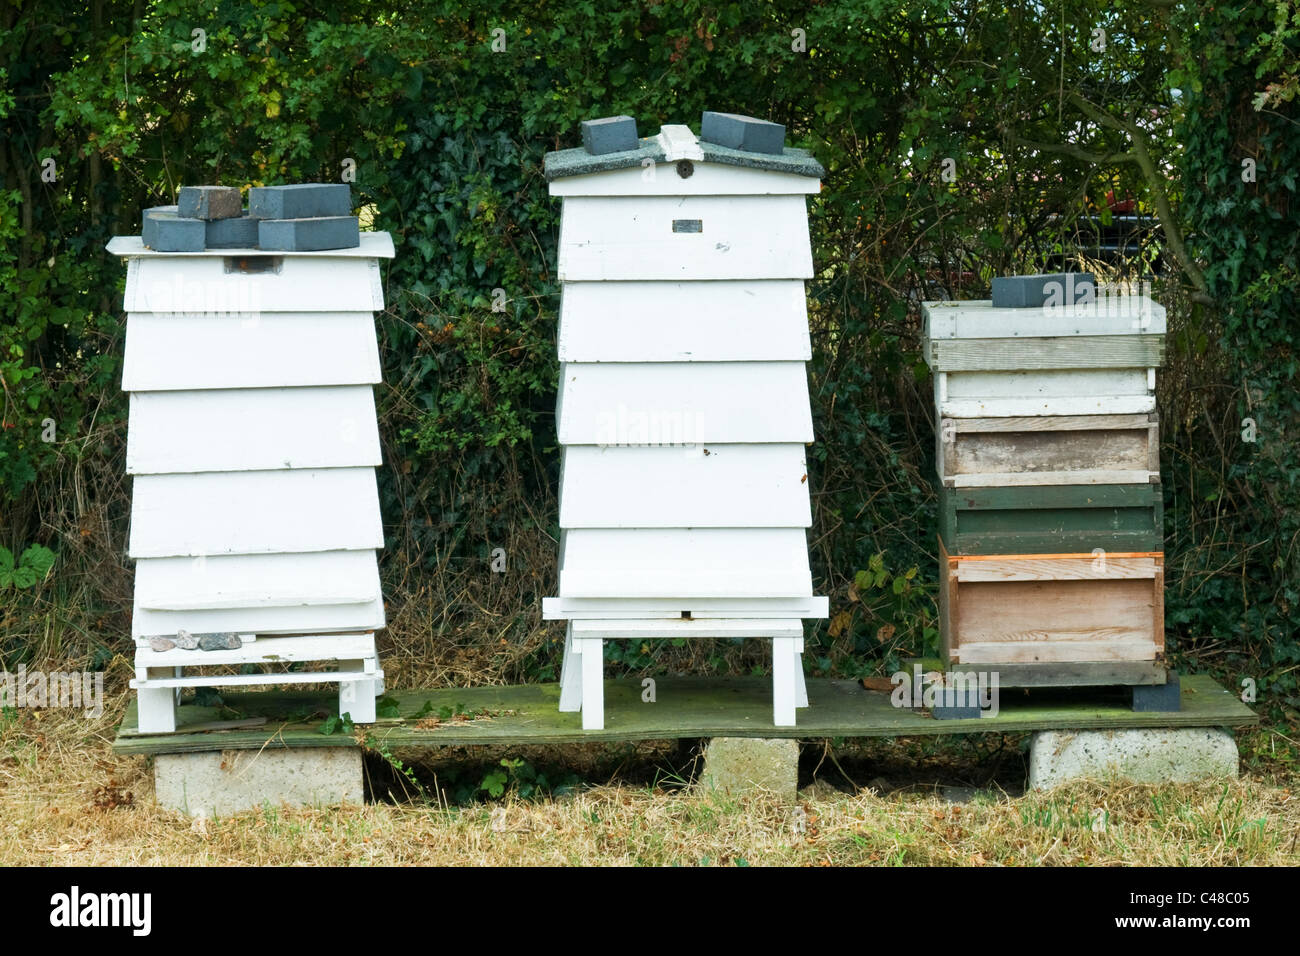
[541, 120, 827, 728]
[106, 232, 395, 731]
[922, 295, 1166, 417]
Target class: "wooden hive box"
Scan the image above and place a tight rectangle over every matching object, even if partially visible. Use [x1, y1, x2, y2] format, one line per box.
[922, 296, 1165, 418]
[938, 483, 1164, 555]
[938, 541, 1166, 686]
[937, 413, 1160, 487]
[107, 232, 395, 730]
[541, 117, 827, 727]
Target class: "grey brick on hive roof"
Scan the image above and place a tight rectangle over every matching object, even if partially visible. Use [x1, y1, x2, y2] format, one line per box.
[700, 111, 787, 155]
[249, 183, 352, 220]
[178, 185, 243, 220]
[257, 215, 360, 251]
[143, 211, 205, 252]
[581, 115, 640, 155]
[140, 204, 178, 236]
[991, 272, 1097, 308]
[205, 213, 259, 249]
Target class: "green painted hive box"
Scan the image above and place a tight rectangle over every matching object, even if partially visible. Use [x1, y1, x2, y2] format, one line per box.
[938, 483, 1164, 555]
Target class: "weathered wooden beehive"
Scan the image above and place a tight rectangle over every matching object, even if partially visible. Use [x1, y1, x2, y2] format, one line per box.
[107, 204, 393, 733]
[542, 113, 828, 729]
[923, 280, 1172, 702]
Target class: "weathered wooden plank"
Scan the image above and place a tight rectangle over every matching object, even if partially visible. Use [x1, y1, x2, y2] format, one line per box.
[134, 633, 377, 668]
[937, 368, 1156, 418]
[940, 414, 1160, 487]
[953, 555, 1159, 582]
[945, 660, 1168, 688]
[550, 162, 821, 197]
[558, 280, 811, 362]
[558, 528, 814, 598]
[110, 673, 1256, 752]
[954, 639, 1157, 663]
[558, 195, 813, 281]
[559, 443, 811, 528]
[557, 361, 814, 444]
[927, 334, 1165, 371]
[124, 253, 385, 313]
[941, 483, 1164, 555]
[122, 312, 382, 391]
[127, 386, 381, 474]
[923, 297, 1167, 339]
[128, 468, 383, 558]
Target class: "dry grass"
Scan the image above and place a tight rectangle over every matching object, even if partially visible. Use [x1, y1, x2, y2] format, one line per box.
[1, 698, 1296, 867]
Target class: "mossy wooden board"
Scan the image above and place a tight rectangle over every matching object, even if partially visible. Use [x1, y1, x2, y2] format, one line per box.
[112, 674, 1255, 754]
[939, 483, 1163, 554]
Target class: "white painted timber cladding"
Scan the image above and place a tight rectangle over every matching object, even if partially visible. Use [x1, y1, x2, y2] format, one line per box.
[936, 368, 1157, 417]
[557, 195, 814, 281]
[128, 467, 383, 558]
[122, 312, 380, 390]
[543, 596, 830, 620]
[123, 254, 384, 313]
[559, 444, 811, 528]
[132, 552, 384, 640]
[558, 281, 811, 362]
[127, 386, 381, 474]
[557, 361, 814, 445]
[558, 528, 814, 598]
[923, 296, 1167, 338]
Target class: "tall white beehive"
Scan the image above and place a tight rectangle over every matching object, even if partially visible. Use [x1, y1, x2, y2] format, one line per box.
[106, 231, 395, 732]
[541, 115, 828, 728]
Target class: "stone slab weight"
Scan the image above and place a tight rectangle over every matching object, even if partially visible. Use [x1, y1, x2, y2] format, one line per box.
[257, 216, 360, 252]
[700, 111, 786, 155]
[143, 212, 205, 252]
[249, 183, 352, 220]
[581, 115, 640, 155]
[991, 272, 1098, 309]
[178, 185, 243, 220]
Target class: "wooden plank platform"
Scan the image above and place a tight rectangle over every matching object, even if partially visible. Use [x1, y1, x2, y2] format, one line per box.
[112, 674, 1256, 755]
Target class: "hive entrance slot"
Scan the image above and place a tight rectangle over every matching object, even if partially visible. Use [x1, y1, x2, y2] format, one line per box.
[224, 255, 284, 275]
[672, 219, 703, 233]
[681, 611, 692, 620]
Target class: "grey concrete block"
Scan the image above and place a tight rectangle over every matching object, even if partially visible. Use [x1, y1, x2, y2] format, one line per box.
[1132, 671, 1181, 712]
[257, 216, 360, 251]
[991, 272, 1097, 308]
[581, 115, 639, 155]
[140, 204, 178, 237]
[178, 185, 243, 220]
[249, 183, 352, 220]
[700, 111, 786, 155]
[697, 737, 798, 803]
[204, 213, 259, 249]
[155, 748, 363, 816]
[143, 212, 205, 252]
[1028, 728, 1238, 790]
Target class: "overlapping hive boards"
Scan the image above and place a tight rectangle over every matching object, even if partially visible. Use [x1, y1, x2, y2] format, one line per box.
[922, 279, 1170, 696]
[105, 216, 395, 733]
[542, 113, 827, 728]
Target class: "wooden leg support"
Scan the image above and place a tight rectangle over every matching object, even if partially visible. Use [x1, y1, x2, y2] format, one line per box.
[137, 667, 176, 734]
[579, 637, 605, 730]
[558, 621, 583, 713]
[338, 660, 378, 724]
[772, 636, 798, 727]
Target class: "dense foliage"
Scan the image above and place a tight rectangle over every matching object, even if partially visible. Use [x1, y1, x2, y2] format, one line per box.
[1, 1, 1296, 713]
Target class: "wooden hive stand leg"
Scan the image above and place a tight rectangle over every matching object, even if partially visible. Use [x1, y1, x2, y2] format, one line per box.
[772, 636, 798, 727]
[558, 621, 583, 713]
[578, 636, 605, 731]
[136, 667, 177, 734]
[338, 660, 378, 724]
[793, 636, 809, 709]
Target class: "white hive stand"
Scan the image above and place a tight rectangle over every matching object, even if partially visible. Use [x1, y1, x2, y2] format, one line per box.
[108, 231, 395, 733]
